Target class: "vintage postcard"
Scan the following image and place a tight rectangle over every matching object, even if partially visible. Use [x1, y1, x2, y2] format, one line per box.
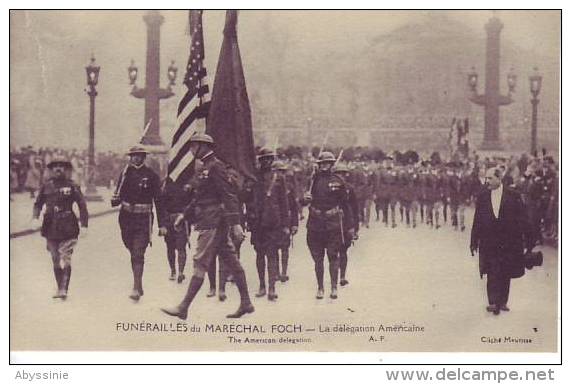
[9, 9, 560, 360]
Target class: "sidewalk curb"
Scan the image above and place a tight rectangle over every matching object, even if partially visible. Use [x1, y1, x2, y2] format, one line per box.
[9, 207, 119, 239]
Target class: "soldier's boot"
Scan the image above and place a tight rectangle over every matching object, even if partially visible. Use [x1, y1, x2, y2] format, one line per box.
[178, 248, 187, 283]
[339, 250, 349, 286]
[329, 258, 339, 299]
[315, 260, 325, 299]
[255, 252, 266, 297]
[161, 276, 204, 320]
[218, 267, 227, 301]
[420, 206, 424, 223]
[443, 205, 448, 223]
[167, 247, 176, 281]
[434, 211, 441, 229]
[267, 253, 279, 301]
[207, 256, 217, 296]
[227, 268, 255, 318]
[129, 262, 144, 301]
[399, 206, 404, 223]
[58, 267, 70, 300]
[52, 267, 63, 298]
[280, 249, 289, 282]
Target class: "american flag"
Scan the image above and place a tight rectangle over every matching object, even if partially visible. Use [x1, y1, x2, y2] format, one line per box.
[168, 10, 210, 183]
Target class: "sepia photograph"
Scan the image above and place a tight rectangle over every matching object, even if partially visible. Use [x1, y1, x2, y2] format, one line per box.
[9, 8, 561, 362]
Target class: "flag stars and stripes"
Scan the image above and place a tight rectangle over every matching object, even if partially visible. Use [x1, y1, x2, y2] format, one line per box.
[168, 10, 211, 183]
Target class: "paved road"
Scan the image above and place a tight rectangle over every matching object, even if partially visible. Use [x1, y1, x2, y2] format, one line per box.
[9, 208, 558, 352]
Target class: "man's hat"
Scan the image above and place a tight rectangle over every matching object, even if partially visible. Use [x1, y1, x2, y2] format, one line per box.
[189, 132, 214, 145]
[257, 147, 276, 159]
[333, 163, 350, 173]
[317, 151, 336, 163]
[47, 156, 72, 169]
[127, 145, 149, 156]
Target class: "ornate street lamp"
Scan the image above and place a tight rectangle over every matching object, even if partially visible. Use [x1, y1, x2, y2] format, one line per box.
[84, 55, 102, 201]
[507, 67, 517, 94]
[167, 60, 177, 87]
[128, 59, 138, 85]
[467, 66, 478, 92]
[529, 67, 543, 154]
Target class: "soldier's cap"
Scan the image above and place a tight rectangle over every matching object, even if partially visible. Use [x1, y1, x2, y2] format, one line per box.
[47, 156, 72, 169]
[333, 163, 350, 173]
[257, 147, 276, 159]
[317, 151, 336, 163]
[127, 145, 149, 156]
[189, 132, 214, 145]
[272, 160, 289, 170]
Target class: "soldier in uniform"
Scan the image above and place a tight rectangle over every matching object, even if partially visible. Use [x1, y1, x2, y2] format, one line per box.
[161, 133, 254, 320]
[245, 148, 290, 301]
[374, 163, 390, 226]
[333, 163, 359, 286]
[33, 156, 88, 299]
[159, 177, 192, 283]
[111, 146, 166, 302]
[273, 160, 299, 283]
[302, 152, 354, 299]
[386, 163, 399, 228]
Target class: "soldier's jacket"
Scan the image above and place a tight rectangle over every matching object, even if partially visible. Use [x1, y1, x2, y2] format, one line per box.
[352, 168, 374, 201]
[305, 171, 354, 232]
[33, 177, 88, 240]
[159, 178, 192, 228]
[182, 153, 241, 230]
[284, 174, 300, 228]
[245, 168, 290, 230]
[459, 174, 473, 204]
[447, 175, 462, 205]
[342, 181, 360, 234]
[115, 164, 165, 227]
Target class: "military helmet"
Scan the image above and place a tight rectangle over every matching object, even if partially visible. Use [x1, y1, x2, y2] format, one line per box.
[333, 163, 350, 173]
[127, 145, 149, 156]
[47, 155, 72, 169]
[189, 132, 214, 145]
[257, 147, 276, 159]
[317, 151, 336, 163]
[272, 160, 288, 171]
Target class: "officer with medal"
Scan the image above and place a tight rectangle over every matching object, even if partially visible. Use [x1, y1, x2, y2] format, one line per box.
[33, 156, 88, 300]
[302, 151, 355, 300]
[111, 145, 165, 302]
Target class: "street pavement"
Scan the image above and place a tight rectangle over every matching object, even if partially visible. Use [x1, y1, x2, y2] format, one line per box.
[9, 207, 558, 353]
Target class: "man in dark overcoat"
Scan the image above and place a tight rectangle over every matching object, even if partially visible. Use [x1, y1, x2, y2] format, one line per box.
[470, 167, 533, 315]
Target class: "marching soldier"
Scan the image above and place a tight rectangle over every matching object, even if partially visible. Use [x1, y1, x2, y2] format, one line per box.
[274, 160, 299, 283]
[333, 163, 359, 286]
[159, 177, 192, 283]
[245, 148, 290, 301]
[161, 133, 254, 320]
[302, 151, 354, 300]
[33, 156, 88, 300]
[111, 146, 166, 302]
[374, 163, 390, 226]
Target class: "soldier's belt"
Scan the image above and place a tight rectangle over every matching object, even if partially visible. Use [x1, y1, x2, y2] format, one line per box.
[121, 202, 152, 214]
[310, 206, 341, 217]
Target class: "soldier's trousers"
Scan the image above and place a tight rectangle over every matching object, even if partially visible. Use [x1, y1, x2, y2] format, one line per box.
[458, 205, 466, 229]
[376, 199, 389, 225]
[119, 211, 151, 294]
[339, 238, 352, 281]
[252, 228, 282, 290]
[389, 199, 397, 227]
[307, 229, 342, 290]
[409, 201, 419, 227]
[359, 198, 372, 227]
[47, 238, 77, 293]
[164, 223, 187, 275]
[449, 203, 459, 227]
